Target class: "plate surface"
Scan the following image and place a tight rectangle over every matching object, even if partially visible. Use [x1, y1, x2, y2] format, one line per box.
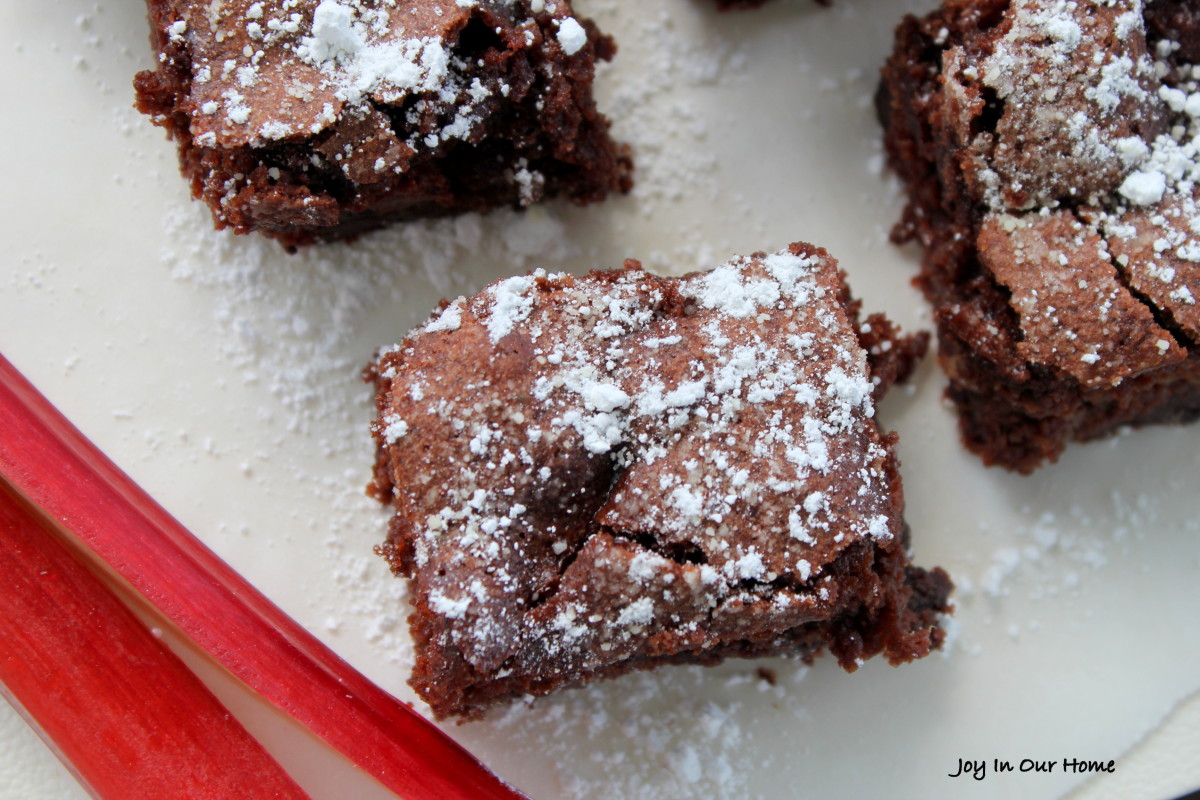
[1, 1, 1199, 799]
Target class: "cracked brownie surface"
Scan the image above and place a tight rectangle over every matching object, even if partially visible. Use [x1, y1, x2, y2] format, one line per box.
[368, 243, 950, 719]
[134, 0, 630, 248]
[880, 0, 1200, 472]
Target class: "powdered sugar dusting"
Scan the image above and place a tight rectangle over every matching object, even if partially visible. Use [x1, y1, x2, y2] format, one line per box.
[485, 275, 538, 342]
[424, 299, 465, 333]
[157, 0, 606, 225]
[938, 0, 1200, 382]
[370, 241, 931, 720]
[682, 259, 786, 317]
[297, 4, 452, 106]
[556, 17, 588, 56]
[962, 0, 1163, 209]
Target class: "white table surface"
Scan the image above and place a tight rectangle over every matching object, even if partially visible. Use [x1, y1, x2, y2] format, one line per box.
[2, 1, 1198, 798]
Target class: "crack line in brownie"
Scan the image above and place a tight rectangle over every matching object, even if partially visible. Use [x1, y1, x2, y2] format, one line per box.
[527, 529, 835, 627]
[452, 538, 899, 717]
[1082, 207, 1200, 350]
[598, 526, 844, 599]
[956, 198, 1198, 362]
[980, 202, 1190, 373]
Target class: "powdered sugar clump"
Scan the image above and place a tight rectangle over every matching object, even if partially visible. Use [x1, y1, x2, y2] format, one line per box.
[294, 1, 462, 109]
[682, 260, 791, 317]
[424, 300, 465, 333]
[556, 17, 588, 56]
[1120, 168, 1167, 205]
[485, 275, 539, 342]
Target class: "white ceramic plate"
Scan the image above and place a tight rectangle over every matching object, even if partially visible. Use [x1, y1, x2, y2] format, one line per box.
[2, 1, 1198, 798]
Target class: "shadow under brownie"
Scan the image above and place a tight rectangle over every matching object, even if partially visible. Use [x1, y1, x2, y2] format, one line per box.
[368, 243, 950, 719]
[879, 0, 1200, 472]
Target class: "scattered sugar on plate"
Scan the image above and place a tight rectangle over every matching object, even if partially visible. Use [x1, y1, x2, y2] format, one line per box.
[125, 2, 1200, 798]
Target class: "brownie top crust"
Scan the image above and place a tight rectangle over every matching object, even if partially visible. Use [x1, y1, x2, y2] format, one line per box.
[942, 0, 1168, 211]
[935, 0, 1200, 244]
[902, 0, 1200, 383]
[136, 0, 629, 244]
[155, 0, 590, 156]
[370, 244, 930, 708]
[979, 209, 1186, 386]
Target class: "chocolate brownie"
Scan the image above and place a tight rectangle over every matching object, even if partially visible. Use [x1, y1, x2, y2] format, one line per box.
[879, 0, 1200, 472]
[368, 243, 951, 719]
[134, 0, 631, 248]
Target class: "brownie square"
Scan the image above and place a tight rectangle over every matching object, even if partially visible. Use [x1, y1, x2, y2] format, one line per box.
[134, 0, 631, 248]
[368, 243, 950, 719]
[879, 0, 1200, 472]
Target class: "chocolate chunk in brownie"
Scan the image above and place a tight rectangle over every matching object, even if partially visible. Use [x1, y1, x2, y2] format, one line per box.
[879, 0, 1200, 472]
[368, 243, 950, 719]
[134, 0, 631, 248]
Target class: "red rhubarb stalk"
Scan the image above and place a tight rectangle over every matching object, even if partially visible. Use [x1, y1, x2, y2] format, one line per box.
[0, 483, 311, 800]
[0, 353, 526, 800]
